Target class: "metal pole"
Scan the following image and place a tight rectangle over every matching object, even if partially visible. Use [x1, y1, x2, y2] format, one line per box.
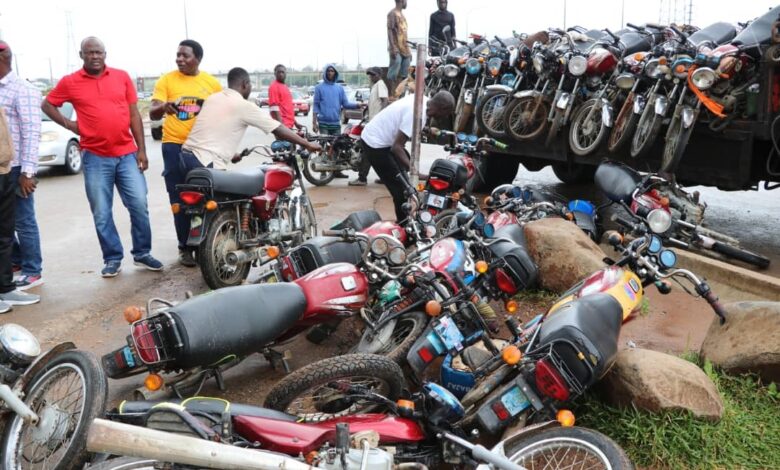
[410, 43, 426, 188]
[183, 0, 189, 38]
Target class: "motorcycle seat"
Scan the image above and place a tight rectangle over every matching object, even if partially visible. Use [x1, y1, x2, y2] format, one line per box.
[186, 167, 266, 197]
[167, 283, 307, 369]
[114, 397, 297, 423]
[492, 224, 527, 248]
[690, 22, 737, 47]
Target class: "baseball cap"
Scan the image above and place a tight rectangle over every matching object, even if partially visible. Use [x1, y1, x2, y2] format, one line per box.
[366, 67, 381, 76]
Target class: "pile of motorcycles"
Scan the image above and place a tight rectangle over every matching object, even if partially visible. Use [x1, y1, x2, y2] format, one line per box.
[424, 7, 780, 175]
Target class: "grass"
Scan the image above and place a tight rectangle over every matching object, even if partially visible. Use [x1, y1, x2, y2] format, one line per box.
[574, 354, 780, 469]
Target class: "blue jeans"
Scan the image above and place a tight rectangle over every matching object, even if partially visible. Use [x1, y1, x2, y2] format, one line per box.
[10, 166, 42, 276]
[162, 143, 189, 250]
[388, 53, 411, 81]
[82, 151, 152, 263]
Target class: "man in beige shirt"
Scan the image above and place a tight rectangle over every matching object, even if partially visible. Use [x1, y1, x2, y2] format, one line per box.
[180, 67, 320, 172]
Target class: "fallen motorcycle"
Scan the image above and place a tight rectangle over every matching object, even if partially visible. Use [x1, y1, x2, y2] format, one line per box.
[0, 323, 107, 470]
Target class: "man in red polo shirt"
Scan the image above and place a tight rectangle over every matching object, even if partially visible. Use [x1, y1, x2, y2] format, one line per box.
[268, 64, 301, 130]
[42, 36, 162, 278]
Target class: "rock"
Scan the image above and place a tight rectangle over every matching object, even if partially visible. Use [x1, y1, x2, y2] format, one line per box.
[523, 218, 607, 293]
[600, 348, 723, 422]
[700, 301, 780, 383]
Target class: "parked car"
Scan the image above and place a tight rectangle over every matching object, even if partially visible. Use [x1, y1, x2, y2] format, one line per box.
[39, 102, 81, 174]
[342, 87, 371, 123]
[292, 90, 310, 116]
[255, 88, 270, 107]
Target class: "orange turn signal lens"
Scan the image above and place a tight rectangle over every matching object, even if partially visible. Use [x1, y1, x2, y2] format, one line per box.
[425, 300, 442, 317]
[634, 52, 644, 61]
[266, 246, 280, 259]
[123, 306, 144, 324]
[501, 345, 522, 365]
[659, 197, 670, 208]
[505, 299, 518, 313]
[557, 409, 576, 427]
[476, 260, 489, 274]
[606, 231, 623, 245]
[451, 191, 461, 201]
[483, 196, 493, 206]
[565, 211, 574, 221]
[144, 373, 164, 391]
[675, 64, 686, 74]
[417, 182, 425, 191]
[458, 58, 467, 65]
[396, 399, 415, 410]
[171, 203, 181, 215]
[658, 56, 668, 66]
[205, 200, 218, 211]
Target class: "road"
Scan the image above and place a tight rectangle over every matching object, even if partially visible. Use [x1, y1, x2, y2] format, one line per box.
[3, 113, 778, 406]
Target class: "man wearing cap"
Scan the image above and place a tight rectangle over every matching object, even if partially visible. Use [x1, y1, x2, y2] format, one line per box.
[349, 67, 389, 187]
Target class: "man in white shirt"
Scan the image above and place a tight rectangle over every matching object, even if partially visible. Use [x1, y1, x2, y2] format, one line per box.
[361, 90, 454, 221]
[350, 67, 389, 187]
[180, 67, 320, 173]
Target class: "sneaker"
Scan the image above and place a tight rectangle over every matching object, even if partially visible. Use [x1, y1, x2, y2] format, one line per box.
[0, 301, 11, 314]
[101, 260, 122, 278]
[333, 172, 349, 179]
[133, 254, 163, 272]
[14, 275, 44, 291]
[179, 250, 197, 267]
[0, 289, 40, 306]
[374, 178, 385, 185]
[12, 264, 21, 281]
[348, 179, 367, 186]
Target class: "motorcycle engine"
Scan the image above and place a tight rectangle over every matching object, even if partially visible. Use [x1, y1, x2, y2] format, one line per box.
[349, 150, 363, 167]
[267, 218, 290, 244]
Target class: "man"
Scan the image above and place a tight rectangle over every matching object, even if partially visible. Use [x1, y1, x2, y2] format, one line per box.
[361, 91, 454, 221]
[150, 40, 221, 267]
[428, 0, 456, 56]
[349, 67, 388, 187]
[43, 37, 162, 278]
[180, 67, 321, 173]
[0, 41, 40, 313]
[268, 64, 301, 130]
[387, 0, 411, 97]
[0, 41, 44, 292]
[312, 64, 360, 178]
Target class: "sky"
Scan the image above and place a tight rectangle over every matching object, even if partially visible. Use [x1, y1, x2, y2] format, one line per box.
[1, 0, 777, 81]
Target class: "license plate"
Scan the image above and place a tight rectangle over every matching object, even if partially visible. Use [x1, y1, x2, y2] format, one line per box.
[500, 385, 531, 416]
[105, 346, 134, 372]
[427, 194, 446, 209]
[556, 94, 570, 110]
[433, 316, 465, 352]
[464, 89, 475, 105]
[185, 207, 203, 215]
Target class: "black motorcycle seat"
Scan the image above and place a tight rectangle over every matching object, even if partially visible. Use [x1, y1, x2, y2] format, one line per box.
[331, 210, 382, 231]
[186, 167, 265, 197]
[619, 32, 652, 55]
[732, 6, 780, 55]
[492, 224, 527, 248]
[690, 22, 737, 47]
[167, 283, 307, 369]
[594, 162, 641, 204]
[115, 397, 297, 423]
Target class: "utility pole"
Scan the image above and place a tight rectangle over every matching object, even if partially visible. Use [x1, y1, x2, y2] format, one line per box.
[563, 0, 567, 29]
[183, 0, 189, 38]
[48, 58, 53, 84]
[621, 0, 625, 29]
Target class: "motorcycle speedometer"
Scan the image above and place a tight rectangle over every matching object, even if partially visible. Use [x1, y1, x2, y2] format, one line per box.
[467, 135, 478, 144]
[658, 249, 678, 269]
[648, 235, 663, 254]
[456, 132, 467, 142]
[370, 237, 390, 256]
[388, 247, 407, 266]
[418, 211, 433, 224]
[0, 323, 41, 366]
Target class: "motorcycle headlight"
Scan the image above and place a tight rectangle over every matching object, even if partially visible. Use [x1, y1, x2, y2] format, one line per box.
[567, 55, 588, 77]
[500, 73, 516, 86]
[0, 323, 40, 365]
[370, 237, 390, 256]
[644, 59, 661, 78]
[533, 54, 544, 74]
[647, 209, 672, 234]
[487, 57, 502, 77]
[443, 64, 460, 78]
[615, 73, 636, 90]
[691, 67, 716, 91]
[465, 58, 482, 75]
[388, 247, 407, 266]
[40, 131, 59, 143]
[435, 66, 445, 78]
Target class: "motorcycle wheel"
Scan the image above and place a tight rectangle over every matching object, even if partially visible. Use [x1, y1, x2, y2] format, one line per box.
[1, 350, 108, 470]
[505, 96, 550, 142]
[475, 90, 510, 139]
[198, 209, 251, 290]
[710, 241, 771, 269]
[85, 457, 158, 470]
[355, 311, 429, 364]
[504, 426, 634, 470]
[544, 109, 563, 148]
[661, 115, 693, 173]
[263, 353, 404, 420]
[551, 163, 596, 185]
[608, 95, 640, 154]
[568, 99, 608, 157]
[302, 154, 335, 187]
[630, 99, 664, 159]
[434, 209, 460, 233]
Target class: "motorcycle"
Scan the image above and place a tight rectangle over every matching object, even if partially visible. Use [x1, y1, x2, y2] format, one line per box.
[301, 123, 366, 187]
[176, 141, 317, 289]
[595, 161, 770, 268]
[0, 323, 107, 470]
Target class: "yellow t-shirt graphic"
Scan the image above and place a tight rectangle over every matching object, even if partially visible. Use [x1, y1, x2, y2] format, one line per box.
[152, 71, 221, 144]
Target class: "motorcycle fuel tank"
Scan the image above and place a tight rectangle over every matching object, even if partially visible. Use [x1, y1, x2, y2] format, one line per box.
[294, 262, 369, 320]
[362, 221, 408, 245]
[263, 164, 294, 193]
[587, 48, 618, 76]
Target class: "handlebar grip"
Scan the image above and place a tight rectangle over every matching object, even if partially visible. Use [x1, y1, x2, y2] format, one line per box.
[492, 140, 508, 150]
[322, 230, 341, 237]
[701, 287, 728, 324]
[626, 23, 642, 31]
[613, 215, 638, 229]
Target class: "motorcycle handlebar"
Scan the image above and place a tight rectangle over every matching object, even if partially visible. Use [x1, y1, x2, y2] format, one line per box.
[612, 214, 647, 234]
[696, 281, 728, 324]
[626, 23, 643, 32]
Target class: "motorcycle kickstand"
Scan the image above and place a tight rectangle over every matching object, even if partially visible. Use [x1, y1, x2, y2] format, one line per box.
[263, 348, 292, 374]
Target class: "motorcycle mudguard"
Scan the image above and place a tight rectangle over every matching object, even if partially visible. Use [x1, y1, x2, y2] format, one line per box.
[681, 106, 696, 128]
[406, 324, 443, 378]
[485, 84, 513, 93]
[186, 210, 218, 247]
[633, 94, 646, 114]
[601, 98, 613, 128]
[556, 92, 571, 110]
[655, 96, 668, 115]
[17, 342, 76, 392]
[513, 89, 541, 100]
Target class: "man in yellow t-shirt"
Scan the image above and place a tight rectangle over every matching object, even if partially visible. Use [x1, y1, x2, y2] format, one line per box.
[150, 39, 221, 267]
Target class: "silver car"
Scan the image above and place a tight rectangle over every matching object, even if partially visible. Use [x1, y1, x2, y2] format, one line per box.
[39, 103, 81, 174]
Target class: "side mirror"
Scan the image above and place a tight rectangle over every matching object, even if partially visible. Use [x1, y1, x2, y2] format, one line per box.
[442, 25, 453, 45]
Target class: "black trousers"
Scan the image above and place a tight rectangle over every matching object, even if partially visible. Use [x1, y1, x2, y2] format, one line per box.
[356, 151, 372, 181]
[0, 173, 16, 294]
[363, 143, 407, 222]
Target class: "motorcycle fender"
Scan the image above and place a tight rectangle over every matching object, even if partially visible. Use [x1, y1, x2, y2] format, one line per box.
[485, 84, 513, 93]
[16, 342, 77, 392]
[405, 324, 446, 380]
[572, 211, 599, 241]
[474, 421, 562, 470]
[681, 106, 696, 128]
[654, 96, 668, 115]
[633, 95, 646, 114]
[186, 210, 218, 247]
[513, 90, 540, 100]
[556, 92, 571, 110]
[601, 99, 613, 128]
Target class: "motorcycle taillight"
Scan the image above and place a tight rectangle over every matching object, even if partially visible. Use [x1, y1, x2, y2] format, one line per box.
[131, 321, 162, 364]
[180, 191, 205, 206]
[428, 178, 450, 191]
[495, 268, 518, 295]
[534, 358, 571, 401]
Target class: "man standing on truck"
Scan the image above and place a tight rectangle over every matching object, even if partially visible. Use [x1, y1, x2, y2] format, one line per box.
[429, 0, 456, 56]
[387, 0, 411, 98]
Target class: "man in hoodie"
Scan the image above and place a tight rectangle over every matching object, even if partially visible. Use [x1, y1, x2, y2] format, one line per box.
[312, 64, 361, 178]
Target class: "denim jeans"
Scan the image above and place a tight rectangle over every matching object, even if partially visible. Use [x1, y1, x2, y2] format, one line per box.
[388, 53, 411, 81]
[10, 166, 42, 276]
[162, 143, 189, 250]
[179, 149, 208, 175]
[82, 151, 152, 262]
[0, 173, 15, 294]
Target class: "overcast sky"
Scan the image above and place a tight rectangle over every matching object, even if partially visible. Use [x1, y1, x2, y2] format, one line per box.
[1, 0, 776, 80]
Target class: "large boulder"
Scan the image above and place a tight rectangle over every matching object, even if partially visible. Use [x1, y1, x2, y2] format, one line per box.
[700, 301, 780, 382]
[600, 348, 723, 422]
[523, 218, 607, 293]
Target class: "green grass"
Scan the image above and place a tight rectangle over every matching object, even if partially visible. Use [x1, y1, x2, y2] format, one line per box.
[575, 354, 780, 469]
[513, 289, 559, 303]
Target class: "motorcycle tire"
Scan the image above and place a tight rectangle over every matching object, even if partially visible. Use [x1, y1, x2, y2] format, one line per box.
[1, 350, 108, 470]
[544, 110, 563, 148]
[475, 89, 510, 139]
[568, 99, 608, 157]
[355, 311, 429, 364]
[434, 209, 460, 233]
[661, 115, 693, 173]
[608, 95, 640, 154]
[198, 209, 251, 290]
[711, 241, 771, 269]
[302, 154, 335, 187]
[630, 98, 664, 159]
[263, 353, 405, 420]
[503, 426, 634, 470]
[551, 162, 596, 185]
[85, 457, 159, 470]
[504, 96, 550, 142]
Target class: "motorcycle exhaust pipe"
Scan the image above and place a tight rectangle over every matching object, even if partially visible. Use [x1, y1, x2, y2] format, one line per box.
[87, 418, 312, 470]
[226, 246, 277, 268]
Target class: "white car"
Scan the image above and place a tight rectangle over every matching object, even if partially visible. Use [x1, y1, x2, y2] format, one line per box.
[39, 102, 81, 174]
